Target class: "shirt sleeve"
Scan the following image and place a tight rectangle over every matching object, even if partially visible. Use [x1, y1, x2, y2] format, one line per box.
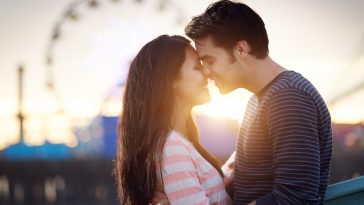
[160, 139, 210, 205]
[257, 89, 321, 205]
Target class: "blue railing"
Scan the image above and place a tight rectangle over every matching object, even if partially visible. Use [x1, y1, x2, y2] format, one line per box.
[325, 176, 364, 204]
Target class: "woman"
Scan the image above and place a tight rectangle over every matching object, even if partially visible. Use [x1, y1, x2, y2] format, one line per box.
[115, 35, 231, 205]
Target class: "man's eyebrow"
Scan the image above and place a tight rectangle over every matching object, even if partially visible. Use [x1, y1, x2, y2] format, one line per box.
[199, 55, 213, 61]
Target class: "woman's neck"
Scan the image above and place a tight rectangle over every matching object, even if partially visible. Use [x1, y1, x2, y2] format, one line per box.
[171, 100, 192, 138]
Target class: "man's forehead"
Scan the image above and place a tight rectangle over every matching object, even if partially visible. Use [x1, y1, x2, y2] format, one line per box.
[195, 36, 215, 48]
[194, 39, 206, 47]
[193, 39, 210, 57]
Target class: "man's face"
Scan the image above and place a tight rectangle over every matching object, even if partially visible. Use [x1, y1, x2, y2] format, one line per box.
[195, 36, 243, 94]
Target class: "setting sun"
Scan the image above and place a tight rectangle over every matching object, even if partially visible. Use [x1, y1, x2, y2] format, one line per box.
[193, 80, 251, 123]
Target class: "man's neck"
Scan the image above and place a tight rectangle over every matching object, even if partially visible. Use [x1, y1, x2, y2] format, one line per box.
[248, 57, 286, 94]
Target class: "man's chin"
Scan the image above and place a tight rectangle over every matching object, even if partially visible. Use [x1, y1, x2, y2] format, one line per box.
[214, 81, 233, 95]
[217, 85, 234, 95]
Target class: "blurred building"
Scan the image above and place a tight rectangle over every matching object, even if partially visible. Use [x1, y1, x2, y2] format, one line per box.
[1, 113, 364, 204]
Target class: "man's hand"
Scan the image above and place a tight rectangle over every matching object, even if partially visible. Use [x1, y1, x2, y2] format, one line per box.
[221, 151, 235, 187]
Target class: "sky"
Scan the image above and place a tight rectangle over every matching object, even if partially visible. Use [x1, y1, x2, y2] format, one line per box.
[1, 0, 364, 148]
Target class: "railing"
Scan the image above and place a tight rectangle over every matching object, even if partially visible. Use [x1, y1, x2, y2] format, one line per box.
[325, 176, 364, 204]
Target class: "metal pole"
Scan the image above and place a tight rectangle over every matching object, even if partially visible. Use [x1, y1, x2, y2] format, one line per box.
[17, 65, 24, 142]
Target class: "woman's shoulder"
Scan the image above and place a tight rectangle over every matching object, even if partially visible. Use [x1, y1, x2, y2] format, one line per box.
[162, 130, 194, 157]
[165, 130, 192, 146]
[159, 131, 197, 172]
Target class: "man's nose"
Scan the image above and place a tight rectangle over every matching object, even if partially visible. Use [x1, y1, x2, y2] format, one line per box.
[202, 66, 212, 78]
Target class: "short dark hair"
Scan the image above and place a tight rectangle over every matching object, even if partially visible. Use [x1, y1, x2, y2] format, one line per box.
[185, 0, 269, 59]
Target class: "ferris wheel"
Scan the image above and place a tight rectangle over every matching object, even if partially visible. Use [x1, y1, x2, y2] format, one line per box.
[44, 0, 188, 127]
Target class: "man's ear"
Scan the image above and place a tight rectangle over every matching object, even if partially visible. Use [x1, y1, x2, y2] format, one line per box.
[235, 40, 251, 58]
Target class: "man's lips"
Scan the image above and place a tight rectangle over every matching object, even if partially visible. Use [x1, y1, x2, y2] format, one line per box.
[211, 79, 219, 86]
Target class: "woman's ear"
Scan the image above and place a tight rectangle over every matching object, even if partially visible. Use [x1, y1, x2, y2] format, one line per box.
[235, 40, 251, 58]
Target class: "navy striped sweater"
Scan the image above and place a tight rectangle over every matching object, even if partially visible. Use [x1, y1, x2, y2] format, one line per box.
[234, 71, 332, 205]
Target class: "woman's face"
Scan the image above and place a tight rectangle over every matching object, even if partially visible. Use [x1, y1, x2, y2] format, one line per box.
[174, 45, 210, 106]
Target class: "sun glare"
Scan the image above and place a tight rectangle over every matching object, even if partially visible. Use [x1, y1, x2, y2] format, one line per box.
[193, 80, 251, 123]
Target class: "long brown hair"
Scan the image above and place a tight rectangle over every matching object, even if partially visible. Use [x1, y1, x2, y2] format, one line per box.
[115, 35, 223, 205]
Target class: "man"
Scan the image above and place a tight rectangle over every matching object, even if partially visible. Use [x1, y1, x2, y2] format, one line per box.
[185, 1, 332, 205]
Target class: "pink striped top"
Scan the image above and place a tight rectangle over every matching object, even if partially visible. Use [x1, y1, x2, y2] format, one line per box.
[152, 130, 229, 205]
